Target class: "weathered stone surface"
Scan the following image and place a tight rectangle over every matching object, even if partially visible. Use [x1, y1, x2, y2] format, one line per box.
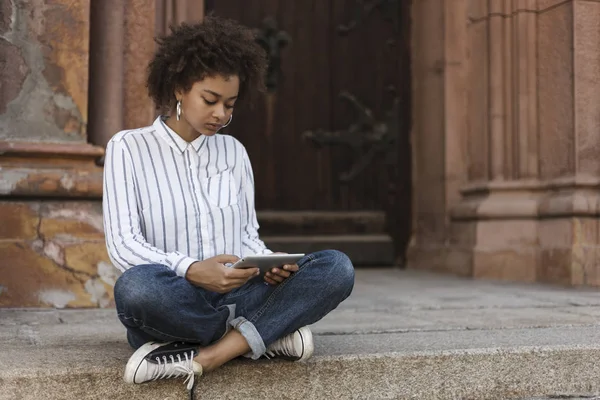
[538, 1, 575, 179]
[0, 141, 104, 197]
[37, 0, 90, 137]
[63, 242, 109, 275]
[467, 0, 487, 20]
[40, 202, 104, 240]
[0, 0, 11, 34]
[64, 243, 116, 307]
[570, 218, 600, 286]
[0, 242, 83, 308]
[0, 202, 39, 240]
[0, 0, 90, 141]
[467, 14, 489, 181]
[538, 0, 572, 12]
[0, 200, 114, 308]
[473, 249, 537, 283]
[573, 0, 600, 176]
[537, 218, 600, 286]
[407, 245, 473, 277]
[0, 38, 29, 115]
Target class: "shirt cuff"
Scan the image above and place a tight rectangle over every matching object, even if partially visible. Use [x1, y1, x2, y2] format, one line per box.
[166, 252, 199, 278]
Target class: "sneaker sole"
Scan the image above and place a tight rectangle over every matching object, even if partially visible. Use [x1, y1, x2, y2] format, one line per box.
[296, 326, 314, 362]
[123, 341, 170, 384]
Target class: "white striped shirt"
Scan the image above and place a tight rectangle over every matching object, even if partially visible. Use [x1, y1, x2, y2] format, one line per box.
[102, 116, 271, 278]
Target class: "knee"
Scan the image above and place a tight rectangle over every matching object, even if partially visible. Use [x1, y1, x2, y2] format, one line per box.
[114, 264, 171, 311]
[312, 250, 355, 293]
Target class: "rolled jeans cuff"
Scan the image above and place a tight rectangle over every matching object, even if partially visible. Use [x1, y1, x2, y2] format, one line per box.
[229, 316, 266, 360]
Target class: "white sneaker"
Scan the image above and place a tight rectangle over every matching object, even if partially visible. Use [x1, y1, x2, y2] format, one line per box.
[124, 341, 203, 390]
[265, 326, 314, 361]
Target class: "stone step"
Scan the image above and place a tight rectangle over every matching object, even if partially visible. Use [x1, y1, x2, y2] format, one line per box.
[257, 211, 387, 235]
[2, 313, 600, 400]
[5, 269, 600, 399]
[262, 234, 394, 266]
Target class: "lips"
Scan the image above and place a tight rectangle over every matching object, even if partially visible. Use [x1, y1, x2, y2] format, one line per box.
[206, 123, 221, 130]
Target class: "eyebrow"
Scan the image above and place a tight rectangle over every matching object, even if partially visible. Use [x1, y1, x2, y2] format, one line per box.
[203, 89, 238, 101]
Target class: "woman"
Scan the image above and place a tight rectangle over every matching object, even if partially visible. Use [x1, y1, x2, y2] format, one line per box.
[103, 16, 355, 393]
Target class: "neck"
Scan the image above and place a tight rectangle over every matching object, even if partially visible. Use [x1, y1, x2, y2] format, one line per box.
[164, 113, 201, 142]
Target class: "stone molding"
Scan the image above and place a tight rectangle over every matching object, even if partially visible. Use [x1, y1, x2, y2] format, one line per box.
[452, 176, 600, 220]
[0, 141, 104, 198]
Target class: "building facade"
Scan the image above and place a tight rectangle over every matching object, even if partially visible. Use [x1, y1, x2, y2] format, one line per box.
[1, 0, 599, 308]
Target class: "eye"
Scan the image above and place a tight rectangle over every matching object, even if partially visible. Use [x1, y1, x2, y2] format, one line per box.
[225, 104, 235, 110]
[203, 97, 217, 106]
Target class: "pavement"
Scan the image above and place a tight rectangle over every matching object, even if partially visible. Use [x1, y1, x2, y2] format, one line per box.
[2, 268, 600, 399]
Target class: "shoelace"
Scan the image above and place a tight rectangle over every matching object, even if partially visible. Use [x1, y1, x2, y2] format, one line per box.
[149, 351, 196, 391]
[265, 333, 295, 358]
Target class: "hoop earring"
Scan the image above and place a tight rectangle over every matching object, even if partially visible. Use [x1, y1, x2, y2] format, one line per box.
[218, 115, 233, 131]
[176, 100, 182, 121]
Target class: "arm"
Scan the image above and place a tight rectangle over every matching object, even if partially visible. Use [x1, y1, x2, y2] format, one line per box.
[239, 147, 272, 257]
[102, 137, 198, 277]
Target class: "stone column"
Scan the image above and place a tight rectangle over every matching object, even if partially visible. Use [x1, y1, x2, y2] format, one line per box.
[88, 0, 158, 142]
[407, 0, 470, 275]
[156, 0, 205, 37]
[448, 0, 542, 282]
[124, 0, 159, 130]
[536, 0, 600, 285]
[88, 0, 125, 147]
[409, 0, 600, 287]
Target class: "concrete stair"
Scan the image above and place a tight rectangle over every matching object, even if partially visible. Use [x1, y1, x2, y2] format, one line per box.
[3, 269, 600, 400]
[258, 211, 395, 266]
[3, 330, 600, 400]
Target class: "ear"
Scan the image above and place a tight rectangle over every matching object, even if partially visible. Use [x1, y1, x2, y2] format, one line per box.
[174, 87, 184, 102]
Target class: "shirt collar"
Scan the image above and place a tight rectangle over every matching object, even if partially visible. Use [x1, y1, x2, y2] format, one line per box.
[153, 116, 207, 154]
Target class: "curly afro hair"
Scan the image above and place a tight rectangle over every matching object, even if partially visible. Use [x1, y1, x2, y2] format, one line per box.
[147, 16, 267, 111]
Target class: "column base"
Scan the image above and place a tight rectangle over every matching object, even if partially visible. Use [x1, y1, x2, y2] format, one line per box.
[0, 141, 114, 308]
[0, 200, 116, 308]
[409, 177, 600, 287]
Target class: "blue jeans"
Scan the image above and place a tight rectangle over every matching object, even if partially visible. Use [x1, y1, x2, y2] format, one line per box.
[113, 250, 354, 359]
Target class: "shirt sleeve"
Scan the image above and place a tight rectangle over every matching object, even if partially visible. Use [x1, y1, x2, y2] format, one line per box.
[102, 137, 198, 277]
[239, 146, 272, 257]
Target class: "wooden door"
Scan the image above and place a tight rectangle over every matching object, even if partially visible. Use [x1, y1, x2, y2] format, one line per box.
[207, 0, 411, 262]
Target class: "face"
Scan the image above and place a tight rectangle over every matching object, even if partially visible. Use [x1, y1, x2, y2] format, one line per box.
[176, 74, 239, 136]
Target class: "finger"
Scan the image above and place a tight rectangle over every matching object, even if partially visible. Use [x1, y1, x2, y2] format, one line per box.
[265, 271, 284, 283]
[270, 268, 290, 279]
[282, 264, 299, 272]
[225, 267, 260, 279]
[214, 254, 241, 264]
[263, 275, 278, 285]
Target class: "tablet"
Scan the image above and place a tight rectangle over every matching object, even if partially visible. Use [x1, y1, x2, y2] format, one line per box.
[231, 253, 305, 272]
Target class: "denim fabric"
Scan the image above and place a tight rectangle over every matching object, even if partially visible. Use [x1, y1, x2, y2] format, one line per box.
[113, 249, 355, 359]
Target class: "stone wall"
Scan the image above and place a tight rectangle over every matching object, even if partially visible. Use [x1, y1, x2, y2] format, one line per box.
[0, 0, 204, 308]
[0, 0, 113, 308]
[409, 0, 600, 286]
[0, 200, 117, 308]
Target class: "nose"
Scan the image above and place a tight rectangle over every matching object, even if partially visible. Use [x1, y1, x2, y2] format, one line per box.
[212, 104, 227, 120]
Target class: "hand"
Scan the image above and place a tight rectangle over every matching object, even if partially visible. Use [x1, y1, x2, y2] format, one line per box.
[186, 254, 259, 293]
[264, 258, 299, 285]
